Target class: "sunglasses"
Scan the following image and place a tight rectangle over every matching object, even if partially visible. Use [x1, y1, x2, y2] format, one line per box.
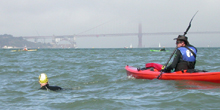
[176, 41, 182, 44]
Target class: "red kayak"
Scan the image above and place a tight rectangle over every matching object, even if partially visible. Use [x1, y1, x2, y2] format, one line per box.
[125, 63, 220, 83]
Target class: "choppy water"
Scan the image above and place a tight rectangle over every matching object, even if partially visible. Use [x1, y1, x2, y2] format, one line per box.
[1, 48, 220, 109]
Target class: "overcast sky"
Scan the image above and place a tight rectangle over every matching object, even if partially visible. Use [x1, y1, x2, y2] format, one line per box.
[1, 0, 220, 48]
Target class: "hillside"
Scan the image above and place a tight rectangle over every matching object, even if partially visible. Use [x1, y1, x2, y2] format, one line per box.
[0, 34, 52, 48]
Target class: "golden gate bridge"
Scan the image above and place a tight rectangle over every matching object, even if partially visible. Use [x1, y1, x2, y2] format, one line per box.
[19, 23, 220, 48]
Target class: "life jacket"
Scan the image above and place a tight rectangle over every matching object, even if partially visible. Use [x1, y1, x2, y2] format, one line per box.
[176, 46, 197, 71]
[178, 46, 196, 62]
[24, 48, 28, 51]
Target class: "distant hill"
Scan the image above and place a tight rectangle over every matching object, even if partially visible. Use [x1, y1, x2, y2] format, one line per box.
[0, 34, 52, 48]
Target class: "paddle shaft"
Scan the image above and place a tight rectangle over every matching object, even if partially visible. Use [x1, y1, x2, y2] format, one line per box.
[157, 46, 178, 79]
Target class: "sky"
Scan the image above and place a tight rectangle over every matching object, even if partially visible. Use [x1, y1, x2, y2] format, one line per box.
[1, 0, 220, 48]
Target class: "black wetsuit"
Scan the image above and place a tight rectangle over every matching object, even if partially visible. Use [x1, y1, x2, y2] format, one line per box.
[40, 84, 62, 91]
[165, 44, 197, 72]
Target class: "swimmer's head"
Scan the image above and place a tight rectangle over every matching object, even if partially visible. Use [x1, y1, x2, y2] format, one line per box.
[39, 73, 48, 84]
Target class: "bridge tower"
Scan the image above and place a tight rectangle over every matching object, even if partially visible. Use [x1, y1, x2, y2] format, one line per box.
[138, 23, 142, 48]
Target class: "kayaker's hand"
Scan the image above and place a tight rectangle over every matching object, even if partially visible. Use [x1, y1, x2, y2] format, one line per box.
[161, 68, 167, 72]
[161, 66, 170, 72]
[162, 68, 171, 73]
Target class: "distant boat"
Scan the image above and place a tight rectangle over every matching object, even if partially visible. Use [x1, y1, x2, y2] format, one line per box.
[11, 49, 37, 52]
[130, 44, 133, 48]
[150, 49, 169, 52]
[124, 44, 133, 48]
[11, 45, 37, 52]
[159, 43, 161, 47]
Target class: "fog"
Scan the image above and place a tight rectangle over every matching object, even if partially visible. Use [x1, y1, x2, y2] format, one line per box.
[1, 0, 220, 48]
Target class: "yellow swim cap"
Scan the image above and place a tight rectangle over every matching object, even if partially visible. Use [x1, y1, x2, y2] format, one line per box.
[39, 73, 48, 83]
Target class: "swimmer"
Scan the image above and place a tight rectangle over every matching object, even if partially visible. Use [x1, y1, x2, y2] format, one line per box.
[39, 73, 62, 91]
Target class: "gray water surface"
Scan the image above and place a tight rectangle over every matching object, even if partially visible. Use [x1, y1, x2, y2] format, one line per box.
[1, 48, 220, 109]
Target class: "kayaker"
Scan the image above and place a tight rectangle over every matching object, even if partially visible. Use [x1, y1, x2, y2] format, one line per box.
[160, 46, 166, 51]
[39, 73, 62, 91]
[163, 35, 197, 72]
[23, 46, 28, 51]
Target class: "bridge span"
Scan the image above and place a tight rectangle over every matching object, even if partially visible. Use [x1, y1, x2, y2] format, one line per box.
[20, 24, 220, 48]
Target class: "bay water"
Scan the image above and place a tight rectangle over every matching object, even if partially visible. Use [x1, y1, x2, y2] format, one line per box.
[1, 48, 220, 109]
